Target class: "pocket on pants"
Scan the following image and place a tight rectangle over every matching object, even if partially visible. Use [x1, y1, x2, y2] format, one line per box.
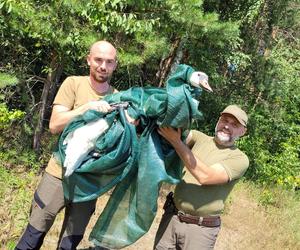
[34, 191, 45, 209]
[34, 173, 65, 215]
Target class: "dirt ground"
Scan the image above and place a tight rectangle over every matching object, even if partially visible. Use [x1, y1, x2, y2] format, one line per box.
[39, 183, 300, 250]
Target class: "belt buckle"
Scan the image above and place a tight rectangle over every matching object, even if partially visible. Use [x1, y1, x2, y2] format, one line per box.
[198, 216, 203, 226]
[178, 210, 185, 216]
[177, 210, 186, 223]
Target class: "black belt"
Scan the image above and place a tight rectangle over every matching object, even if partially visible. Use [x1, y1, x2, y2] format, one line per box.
[164, 192, 221, 227]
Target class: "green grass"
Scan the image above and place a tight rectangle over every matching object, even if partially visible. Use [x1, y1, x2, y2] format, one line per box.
[0, 165, 39, 248]
[234, 181, 300, 245]
[257, 185, 300, 243]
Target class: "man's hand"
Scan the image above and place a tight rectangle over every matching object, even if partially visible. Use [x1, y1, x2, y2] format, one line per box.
[124, 110, 140, 126]
[158, 127, 182, 145]
[49, 100, 112, 134]
[87, 100, 113, 113]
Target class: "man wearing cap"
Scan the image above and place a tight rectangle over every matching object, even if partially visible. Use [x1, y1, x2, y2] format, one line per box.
[154, 105, 249, 250]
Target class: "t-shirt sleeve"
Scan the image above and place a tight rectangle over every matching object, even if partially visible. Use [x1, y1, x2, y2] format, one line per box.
[53, 77, 76, 109]
[220, 152, 249, 181]
[188, 130, 207, 146]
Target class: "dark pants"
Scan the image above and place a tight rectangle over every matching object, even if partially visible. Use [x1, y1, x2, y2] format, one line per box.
[15, 173, 97, 250]
[154, 193, 220, 250]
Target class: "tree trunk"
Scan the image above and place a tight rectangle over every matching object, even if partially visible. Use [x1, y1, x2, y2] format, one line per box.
[156, 37, 182, 87]
[33, 52, 63, 153]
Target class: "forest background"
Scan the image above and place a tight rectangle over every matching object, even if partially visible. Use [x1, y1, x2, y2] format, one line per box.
[0, 0, 299, 248]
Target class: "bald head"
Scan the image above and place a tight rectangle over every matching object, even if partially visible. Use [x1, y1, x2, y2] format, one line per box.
[89, 41, 117, 60]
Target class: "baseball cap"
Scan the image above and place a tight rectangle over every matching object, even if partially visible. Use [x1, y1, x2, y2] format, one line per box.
[221, 105, 248, 127]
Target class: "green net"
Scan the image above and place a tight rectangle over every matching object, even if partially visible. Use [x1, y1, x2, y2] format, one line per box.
[54, 64, 204, 248]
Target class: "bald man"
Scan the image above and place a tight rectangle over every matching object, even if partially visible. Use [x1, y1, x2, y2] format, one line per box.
[16, 41, 119, 250]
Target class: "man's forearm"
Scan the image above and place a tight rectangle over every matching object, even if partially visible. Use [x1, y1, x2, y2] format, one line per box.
[169, 138, 229, 185]
[49, 105, 89, 134]
[49, 100, 113, 134]
[49, 110, 79, 134]
[171, 140, 215, 184]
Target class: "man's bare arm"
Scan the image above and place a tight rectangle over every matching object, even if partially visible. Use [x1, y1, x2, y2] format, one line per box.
[158, 127, 229, 185]
[49, 101, 112, 134]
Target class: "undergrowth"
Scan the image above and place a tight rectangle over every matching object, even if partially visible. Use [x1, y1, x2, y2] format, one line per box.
[231, 181, 300, 245]
[0, 164, 39, 248]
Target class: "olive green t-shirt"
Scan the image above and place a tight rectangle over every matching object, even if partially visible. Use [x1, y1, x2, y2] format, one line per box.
[45, 76, 117, 179]
[173, 130, 249, 216]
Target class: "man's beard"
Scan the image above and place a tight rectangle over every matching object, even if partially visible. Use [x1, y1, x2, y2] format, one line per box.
[215, 122, 239, 144]
[216, 131, 231, 142]
[95, 74, 108, 83]
[92, 70, 110, 83]
[216, 131, 240, 146]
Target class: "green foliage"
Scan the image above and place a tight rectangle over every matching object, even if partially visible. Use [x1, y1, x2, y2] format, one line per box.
[0, 72, 18, 88]
[0, 103, 25, 130]
[0, 0, 242, 83]
[195, 0, 300, 190]
[246, 24, 299, 188]
[6, 241, 16, 250]
[259, 189, 276, 206]
[0, 147, 40, 170]
[0, 165, 38, 246]
[234, 0, 299, 189]
[0, 0, 299, 191]
[244, 133, 300, 190]
[0, 103, 43, 171]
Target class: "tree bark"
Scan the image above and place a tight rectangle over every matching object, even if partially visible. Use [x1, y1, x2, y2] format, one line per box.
[156, 37, 182, 87]
[33, 52, 63, 153]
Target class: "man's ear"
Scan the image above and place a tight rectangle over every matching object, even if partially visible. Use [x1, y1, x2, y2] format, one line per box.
[240, 127, 247, 137]
[113, 60, 118, 70]
[87, 55, 91, 66]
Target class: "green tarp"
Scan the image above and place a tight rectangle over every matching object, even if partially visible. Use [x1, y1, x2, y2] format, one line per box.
[54, 64, 204, 249]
